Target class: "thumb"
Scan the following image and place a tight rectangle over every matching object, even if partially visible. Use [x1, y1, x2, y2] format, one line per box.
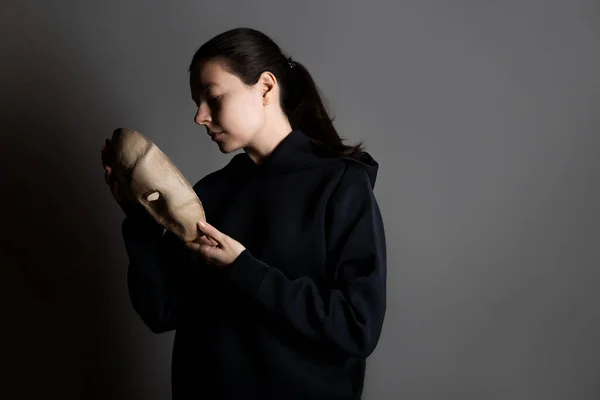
[197, 221, 224, 244]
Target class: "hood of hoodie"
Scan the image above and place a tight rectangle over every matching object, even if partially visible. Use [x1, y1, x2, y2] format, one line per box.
[225, 130, 379, 188]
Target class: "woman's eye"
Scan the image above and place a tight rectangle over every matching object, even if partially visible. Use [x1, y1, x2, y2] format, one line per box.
[208, 96, 222, 110]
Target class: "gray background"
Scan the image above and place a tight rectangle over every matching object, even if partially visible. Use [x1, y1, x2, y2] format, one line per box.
[1, 0, 599, 399]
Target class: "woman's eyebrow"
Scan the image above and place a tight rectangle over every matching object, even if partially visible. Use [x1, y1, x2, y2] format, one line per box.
[200, 82, 220, 89]
[191, 82, 221, 101]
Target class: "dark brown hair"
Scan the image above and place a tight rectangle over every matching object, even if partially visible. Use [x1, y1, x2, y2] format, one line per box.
[188, 27, 364, 158]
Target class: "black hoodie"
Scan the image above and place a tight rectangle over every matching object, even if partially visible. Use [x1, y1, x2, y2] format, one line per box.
[121, 130, 387, 400]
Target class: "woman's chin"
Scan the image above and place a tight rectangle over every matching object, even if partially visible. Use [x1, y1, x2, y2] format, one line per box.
[216, 141, 236, 154]
[213, 136, 245, 154]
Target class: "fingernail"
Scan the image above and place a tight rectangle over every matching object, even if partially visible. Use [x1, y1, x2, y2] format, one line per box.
[198, 221, 206, 228]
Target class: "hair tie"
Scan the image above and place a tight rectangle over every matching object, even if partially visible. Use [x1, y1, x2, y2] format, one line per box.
[287, 56, 295, 69]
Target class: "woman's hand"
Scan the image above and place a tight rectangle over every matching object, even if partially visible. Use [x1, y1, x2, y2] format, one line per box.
[186, 221, 246, 267]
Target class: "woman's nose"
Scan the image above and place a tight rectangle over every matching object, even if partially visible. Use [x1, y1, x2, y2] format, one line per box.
[194, 103, 211, 126]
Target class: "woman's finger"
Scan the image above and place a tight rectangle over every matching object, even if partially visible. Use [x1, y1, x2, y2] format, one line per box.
[207, 236, 219, 246]
[186, 241, 201, 251]
[104, 166, 114, 185]
[198, 235, 214, 246]
[193, 243, 219, 264]
[190, 235, 217, 247]
[187, 240, 216, 254]
[197, 221, 225, 245]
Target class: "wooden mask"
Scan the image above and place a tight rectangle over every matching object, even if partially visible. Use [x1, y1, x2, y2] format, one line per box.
[109, 128, 206, 242]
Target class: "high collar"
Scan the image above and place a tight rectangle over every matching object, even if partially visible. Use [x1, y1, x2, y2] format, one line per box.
[231, 130, 330, 174]
[225, 130, 380, 188]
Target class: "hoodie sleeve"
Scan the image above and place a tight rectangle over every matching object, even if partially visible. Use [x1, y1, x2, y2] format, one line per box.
[225, 163, 387, 358]
[121, 209, 189, 334]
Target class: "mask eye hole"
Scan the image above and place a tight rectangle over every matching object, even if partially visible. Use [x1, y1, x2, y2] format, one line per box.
[147, 191, 160, 201]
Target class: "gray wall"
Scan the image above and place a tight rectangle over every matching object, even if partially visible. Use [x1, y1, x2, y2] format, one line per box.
[1, 0, 599, 399]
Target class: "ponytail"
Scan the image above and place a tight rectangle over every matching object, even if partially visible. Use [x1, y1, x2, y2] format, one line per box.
[282, 59, 364, 157]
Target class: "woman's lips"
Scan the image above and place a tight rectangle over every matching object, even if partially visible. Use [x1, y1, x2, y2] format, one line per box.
[210, 132, 223, 141]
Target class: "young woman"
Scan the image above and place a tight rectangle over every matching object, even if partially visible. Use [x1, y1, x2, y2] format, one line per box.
[102, 27, 387, 400]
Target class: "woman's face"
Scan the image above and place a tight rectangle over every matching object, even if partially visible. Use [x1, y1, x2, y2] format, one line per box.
[190, 59, 266, 154]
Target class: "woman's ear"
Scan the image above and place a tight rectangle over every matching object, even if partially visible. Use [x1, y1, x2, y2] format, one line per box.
[258, 71, 277, 105]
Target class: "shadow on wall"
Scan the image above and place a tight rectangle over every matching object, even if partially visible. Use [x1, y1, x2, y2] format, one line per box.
[0, 29, 135, 400]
